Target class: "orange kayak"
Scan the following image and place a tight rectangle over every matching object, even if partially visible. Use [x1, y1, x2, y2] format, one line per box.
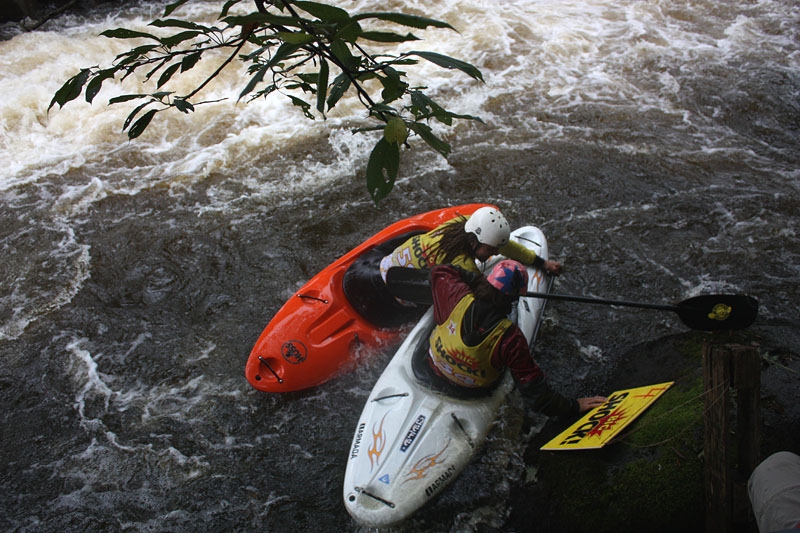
[245, 204, 491, 393]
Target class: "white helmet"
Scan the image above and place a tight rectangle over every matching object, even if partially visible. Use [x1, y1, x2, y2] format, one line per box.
[464, 206, 510, 247]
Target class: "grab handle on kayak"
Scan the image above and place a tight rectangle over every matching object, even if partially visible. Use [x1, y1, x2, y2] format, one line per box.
[297, 293, 329, 304]
[258, 356, 284, 383]
[355, 486, 396, 508]
[371, 392, 409, 402]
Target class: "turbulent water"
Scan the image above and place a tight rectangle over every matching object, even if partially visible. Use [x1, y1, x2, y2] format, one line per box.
[1, 0, 798, 531]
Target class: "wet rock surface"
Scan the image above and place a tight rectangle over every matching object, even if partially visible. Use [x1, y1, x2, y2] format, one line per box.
[508, 324, 800, 533]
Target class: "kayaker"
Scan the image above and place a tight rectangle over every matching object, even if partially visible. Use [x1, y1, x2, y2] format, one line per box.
[426, 260, 606, 417]
[379, 206, 563, 284]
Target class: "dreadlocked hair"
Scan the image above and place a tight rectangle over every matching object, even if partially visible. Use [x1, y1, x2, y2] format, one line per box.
[427, 216, 477, 264]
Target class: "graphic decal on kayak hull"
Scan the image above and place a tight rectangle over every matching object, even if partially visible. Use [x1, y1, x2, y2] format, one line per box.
[368, 414, 389, 471]
[403, 439, 450, 483]
[281, 340, 307, 364]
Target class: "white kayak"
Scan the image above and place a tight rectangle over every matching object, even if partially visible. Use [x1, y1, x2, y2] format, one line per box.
[342, 226, 550, 528]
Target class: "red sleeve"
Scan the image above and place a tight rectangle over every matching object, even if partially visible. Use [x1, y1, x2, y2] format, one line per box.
[491, 327, 545, 385]
[430, 264, 472, 325]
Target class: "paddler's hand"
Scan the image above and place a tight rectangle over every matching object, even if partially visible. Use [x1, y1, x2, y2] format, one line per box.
[577, 396, 607, 413]
[544, 260, 563, 276]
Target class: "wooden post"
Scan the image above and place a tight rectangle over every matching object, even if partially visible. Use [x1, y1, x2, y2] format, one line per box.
[703, 342, 761, 533]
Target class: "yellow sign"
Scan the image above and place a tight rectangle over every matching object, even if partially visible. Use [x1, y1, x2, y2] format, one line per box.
[541, 382, 674, 451]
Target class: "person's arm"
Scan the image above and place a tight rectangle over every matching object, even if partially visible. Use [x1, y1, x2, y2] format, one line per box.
[493, 329, 579, 418]
[499, 240, 538, 264]
[499, 240, 562, 275]
[518, 375, 580, 418]
[430, 264, 472, 325]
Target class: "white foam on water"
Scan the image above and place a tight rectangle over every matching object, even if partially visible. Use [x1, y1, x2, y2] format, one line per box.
[576, 340, 607, 363]
[0, 221, 91, 341]
[55, 332, 281, 514]
[2, 0, 796, 210]
[686, 275, 741, 298]
[64, 332, 243, 437]
[66, 337, 113, 404]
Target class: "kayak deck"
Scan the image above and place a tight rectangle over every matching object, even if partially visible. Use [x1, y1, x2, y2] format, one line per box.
[343, 226, 550, 527]
[245, 204, 490, 393]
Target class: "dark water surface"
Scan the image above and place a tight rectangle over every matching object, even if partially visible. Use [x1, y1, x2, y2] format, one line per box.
[1, 0, 799, 531]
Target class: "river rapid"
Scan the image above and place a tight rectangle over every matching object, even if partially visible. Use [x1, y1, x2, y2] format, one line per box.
[1, 0, 798, 531]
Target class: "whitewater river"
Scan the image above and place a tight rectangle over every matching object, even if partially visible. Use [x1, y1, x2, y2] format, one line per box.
[1, 0, 798, 531]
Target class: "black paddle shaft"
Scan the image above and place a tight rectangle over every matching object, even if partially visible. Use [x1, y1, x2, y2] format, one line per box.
[385, 267, 758, 331]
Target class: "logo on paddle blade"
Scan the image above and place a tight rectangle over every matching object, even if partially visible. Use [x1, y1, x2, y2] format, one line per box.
[708, 304, 732, 321]
[281, 340, 307, 364]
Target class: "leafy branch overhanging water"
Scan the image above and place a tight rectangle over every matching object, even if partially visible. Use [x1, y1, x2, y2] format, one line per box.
[49, 0, 485, 203]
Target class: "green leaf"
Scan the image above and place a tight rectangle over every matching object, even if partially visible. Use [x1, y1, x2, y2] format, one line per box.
[410, 90, 448, 123]
[366, 137, 400, 204]
[266, 42, 303, 69]
[330, 39, 355, 69]
[150, 18, 209, 31]
[127, 109, 158, 139]
[239, 42, 304, 100]
[294, 1, 350, 22]
[316, 58, 329, 115]
[220, 0, 244, 18]
[173, 98, 195, 113]
[157, 62, 182, 88]
[379, 66, 407, 104]
[296, 73, 317, 84]
[251, 84, 279, 101]
[181, 51, 202, 72]
[384, 116, 408, 144]
[360, 31, 419, 43]
[352, 12, 454, 31]
[84, 69, 116, 104]
[240, 64, 269, 99]
[326, 72, 351, 108]
[144, 57, 169, 82]
[223, 13, 304, 29]
[241, 45, 269, 62]
[160, 30, 203, 48]
[408, 50, 484, 82]
[334, 20, 363, 43]
[49, 68, 90, 110]
[108, 93, 148, 105]
[101, 28, 159, 40]
[285, 80, 313, 92]
[277, 31, 315, 45]
[410, 91, 483, 124]
[368, 103, 396, 117]
[408, 122, 451, 158]
[164, 0, 191, 17]
[114, 45, 159, 70]
[123, 101, 152, 130]
[287, 95, 314, 120]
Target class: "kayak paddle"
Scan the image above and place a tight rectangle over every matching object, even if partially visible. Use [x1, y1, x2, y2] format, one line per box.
[385, 266, 758, 331]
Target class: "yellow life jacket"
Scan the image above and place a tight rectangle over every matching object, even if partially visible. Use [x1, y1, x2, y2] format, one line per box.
[381, 220, 479, 277]
[429, 294, 512, 388]
[379, 217, 540, 281]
